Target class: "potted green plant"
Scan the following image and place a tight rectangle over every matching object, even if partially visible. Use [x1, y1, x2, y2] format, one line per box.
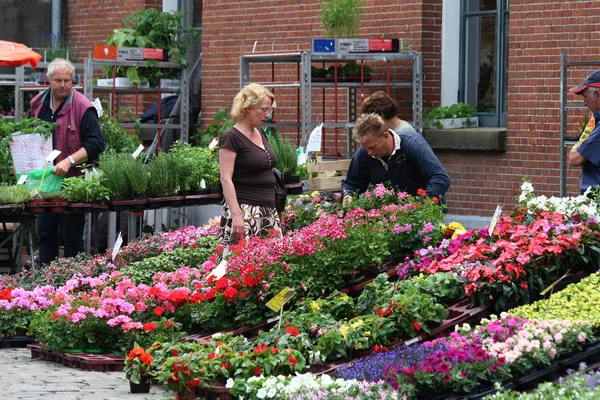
[311, 66, 330, 82]
[319, 0, 365, 38]
[145, 152, 180, 197]
[267, 135, 300, 183]
[125, 345, 155, 392]
[98, 151, 131, 200]
[424, 103, 479, 129]
[62, 168, 111, 204]
[124, 157, 148, 199]
[341, 62, 373, 82]
[190, 107, 234, 146]
[105, 9, 199, 87]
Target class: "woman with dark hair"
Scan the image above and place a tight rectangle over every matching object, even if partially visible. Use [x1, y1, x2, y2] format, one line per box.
[361, 90, 415, 133]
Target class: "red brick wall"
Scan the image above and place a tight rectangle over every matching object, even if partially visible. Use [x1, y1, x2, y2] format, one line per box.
[201, 1, 440, 155]
[436, 0, 600, 215]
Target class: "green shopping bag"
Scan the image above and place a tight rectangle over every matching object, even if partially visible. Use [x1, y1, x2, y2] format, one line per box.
[16, 167, 64, 193]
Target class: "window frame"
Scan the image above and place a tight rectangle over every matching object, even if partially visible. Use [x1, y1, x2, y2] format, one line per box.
[459, 0, 509, 127]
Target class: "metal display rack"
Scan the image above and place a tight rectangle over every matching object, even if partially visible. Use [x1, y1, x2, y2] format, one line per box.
[83, 58, 189, 146]
[240, 50, 422, 156]
[559, 51, 595, 197]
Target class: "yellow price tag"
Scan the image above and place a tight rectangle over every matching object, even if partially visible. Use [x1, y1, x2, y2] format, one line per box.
[266, 287, 296, 312]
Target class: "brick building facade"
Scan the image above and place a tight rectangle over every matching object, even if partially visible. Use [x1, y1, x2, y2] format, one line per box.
[60, 0, 600, 218]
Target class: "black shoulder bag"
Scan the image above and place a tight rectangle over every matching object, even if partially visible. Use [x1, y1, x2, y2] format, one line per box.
[272, 167, 287, 213]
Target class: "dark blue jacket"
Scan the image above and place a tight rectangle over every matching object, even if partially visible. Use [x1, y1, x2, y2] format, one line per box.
[341, 129, 450, 199]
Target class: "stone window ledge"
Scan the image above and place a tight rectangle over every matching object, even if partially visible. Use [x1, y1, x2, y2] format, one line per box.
[423, 127, 507, 152]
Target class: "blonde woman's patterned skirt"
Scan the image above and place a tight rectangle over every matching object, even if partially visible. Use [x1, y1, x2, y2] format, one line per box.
[218, 203, 282, 247]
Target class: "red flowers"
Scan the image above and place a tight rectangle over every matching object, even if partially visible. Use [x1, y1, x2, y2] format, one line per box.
[153, 306, 165, 316]
[165, 321, 176, 328]
[417, 188, 427, 196]
[285, 327, 301, 337]
[253, 366, 262, 376]
[143, 322, 157, 332]
[224, 286, 238, 302]
[288, 354, 297, 366]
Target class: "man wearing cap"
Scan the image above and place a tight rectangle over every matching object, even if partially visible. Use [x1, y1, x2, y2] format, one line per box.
[567, 70, 600, 194]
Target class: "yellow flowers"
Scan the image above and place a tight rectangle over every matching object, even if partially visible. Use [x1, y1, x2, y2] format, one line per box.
[310, 301, 320, 312]
[350, 319, 363, 328]
[339, 324, 349, 340]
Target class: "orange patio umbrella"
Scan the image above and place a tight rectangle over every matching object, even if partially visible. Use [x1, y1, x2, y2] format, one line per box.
[0, 40, 42, 68]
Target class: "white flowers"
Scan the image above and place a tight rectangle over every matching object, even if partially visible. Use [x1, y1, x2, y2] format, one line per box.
[519, 182, 600, 220]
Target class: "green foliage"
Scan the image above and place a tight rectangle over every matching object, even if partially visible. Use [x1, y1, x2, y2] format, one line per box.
[0, 116, 56, 185]
[190, 107, 234, 146]
[121, 236, 217, 285]
[145, 152, 180, 196]
[0, 116, 55, 138]
[0, 184, 31, 204]
[106, 9, 199, 86]
[424, 103, 478, 128]
[319, 0, 365, 38]
[169, 142, 220, 191]
[341, 62, 373, 76]
[62, 168, 111, 203]
[98, 151, 130, 199]
[267, 135, 298, 176]
[99, 110, 141, 154]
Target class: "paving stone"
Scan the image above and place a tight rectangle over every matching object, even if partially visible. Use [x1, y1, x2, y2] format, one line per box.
[0, 348, 172, 399]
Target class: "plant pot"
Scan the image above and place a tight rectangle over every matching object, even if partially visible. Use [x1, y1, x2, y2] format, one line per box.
[176, 389, 195, 400]
[342, 74, 372, 82]
[129, 377, 151, 394]
[83, 348, 104, 354]
[62, 348, 83, 354]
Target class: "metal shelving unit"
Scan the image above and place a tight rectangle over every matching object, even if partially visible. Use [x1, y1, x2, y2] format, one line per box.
[559, 51, 596, 196]
[83, 58, 189, 144]
[240, 50, 422, 156]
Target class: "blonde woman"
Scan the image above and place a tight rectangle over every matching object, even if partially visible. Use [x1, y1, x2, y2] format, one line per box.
[218, 83, 281, 246]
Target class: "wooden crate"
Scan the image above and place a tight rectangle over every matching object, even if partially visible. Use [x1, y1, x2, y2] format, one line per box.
[307, 157, 350, 191]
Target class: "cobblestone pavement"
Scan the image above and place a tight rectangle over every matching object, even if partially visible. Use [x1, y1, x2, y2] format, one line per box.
[0, 348, 172, 400]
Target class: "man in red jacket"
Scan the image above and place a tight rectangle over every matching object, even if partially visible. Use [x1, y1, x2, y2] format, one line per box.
[29, 58, 104, 265]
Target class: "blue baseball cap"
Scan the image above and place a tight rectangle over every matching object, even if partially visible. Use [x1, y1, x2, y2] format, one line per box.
[569, 70, 600, 95]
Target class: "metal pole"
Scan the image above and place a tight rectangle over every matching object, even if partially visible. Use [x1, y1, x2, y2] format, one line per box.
[559, 51, 567, 197]
[52, 0, 62, 48]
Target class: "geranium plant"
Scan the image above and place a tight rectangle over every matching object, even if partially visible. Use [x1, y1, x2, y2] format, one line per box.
[125, 344, 155, 384]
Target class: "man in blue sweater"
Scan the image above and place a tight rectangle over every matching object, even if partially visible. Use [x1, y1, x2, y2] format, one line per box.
[341, 113, 450, 205]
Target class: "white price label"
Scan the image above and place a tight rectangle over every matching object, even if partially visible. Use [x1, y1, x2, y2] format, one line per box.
[208, 138, 219, 151]
[17, 175, 27, 185]
[405, 336, 422, 346]
[208, 259, 227, 280]
[111, 232, 123, 261]
[469, 307, 484, 316]
[487, 205, 503, 236]
[45, 150, 61, 163]
[132, 144, 145, 159]
[305, 123, 323, 154]
[93, 98, 104, 118]
[200, 179, 206, 189]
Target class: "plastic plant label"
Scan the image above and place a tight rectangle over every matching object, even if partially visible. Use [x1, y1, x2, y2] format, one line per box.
[112, 232, 123, 261]
[30, 189, 41, 199]
[45, 150, 61, 163]
[469, 307, 484, 316]
[200, 179, 206, 189]
[405, 336, 422, 346]
[305, 123, 323, 154]
[488, 205, 503, 236]
[93, 98, 104, 117]
[266, 287, 296, 312]
[267, 316, 281, 324]
[132, 144, 145, 159]
[208, 138, 219, 151]
[17, 175, 27, 185]
[208, 259, 227, 280]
